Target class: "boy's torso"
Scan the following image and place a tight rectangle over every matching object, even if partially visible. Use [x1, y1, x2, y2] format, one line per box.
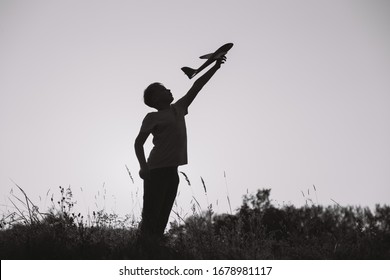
[142, 103, 188, 169]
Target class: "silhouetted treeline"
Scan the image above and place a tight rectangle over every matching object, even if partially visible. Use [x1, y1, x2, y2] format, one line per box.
[169, 189, 390, 259]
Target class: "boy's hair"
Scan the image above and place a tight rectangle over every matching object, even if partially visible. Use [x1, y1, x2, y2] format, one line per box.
[144, 82, 163, 108]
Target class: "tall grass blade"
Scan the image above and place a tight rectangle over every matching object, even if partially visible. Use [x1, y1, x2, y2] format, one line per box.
[171, 209, 186, 223]
[10, 179, 42, 223]
[224, 171, 232, 214]
[200, 177, 207, 194]
[125, 165, 134, 184]
[192, 195, 202, 213]
[313, 185, 318, 205]
[8, 198, 28, 224]
[11, 193, 27, 208]
[180, 172, 191, 186]
[331, 198, 341, 207]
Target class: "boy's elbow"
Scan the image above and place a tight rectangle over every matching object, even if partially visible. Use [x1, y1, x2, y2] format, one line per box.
[134, 139, 142, 149]
[134, 133, 147, 148]
[134, 142, 143, 157]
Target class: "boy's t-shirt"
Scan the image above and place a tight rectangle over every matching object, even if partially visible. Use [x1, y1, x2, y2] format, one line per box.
[140, 102, 188, 169]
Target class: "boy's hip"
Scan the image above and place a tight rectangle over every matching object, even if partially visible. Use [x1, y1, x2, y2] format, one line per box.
[149, 166, 178, 177]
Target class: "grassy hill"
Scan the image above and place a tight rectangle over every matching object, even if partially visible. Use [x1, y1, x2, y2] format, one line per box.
[1, 187, 389, 259]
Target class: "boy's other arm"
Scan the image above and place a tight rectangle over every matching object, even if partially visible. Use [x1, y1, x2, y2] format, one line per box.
[134, 131, 150, 180]
[177, 57, 226, 109]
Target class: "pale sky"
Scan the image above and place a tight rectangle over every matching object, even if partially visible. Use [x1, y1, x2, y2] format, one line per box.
[1, 0, 389, 220]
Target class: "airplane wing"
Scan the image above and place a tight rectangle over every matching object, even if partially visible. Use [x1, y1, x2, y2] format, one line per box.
[199, 53, 213, 59]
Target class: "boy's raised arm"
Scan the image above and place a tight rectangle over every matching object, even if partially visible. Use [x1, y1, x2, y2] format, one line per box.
[177, 56, 226, 109]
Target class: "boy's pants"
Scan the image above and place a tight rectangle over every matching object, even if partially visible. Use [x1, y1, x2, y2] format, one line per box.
[140, 166, 179, 241]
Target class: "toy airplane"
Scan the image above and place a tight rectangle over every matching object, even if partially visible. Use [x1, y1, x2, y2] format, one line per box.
[181, 42, 233, 79]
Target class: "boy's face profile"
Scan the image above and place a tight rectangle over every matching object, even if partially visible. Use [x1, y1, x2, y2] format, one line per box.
[153, 84, 174, 106]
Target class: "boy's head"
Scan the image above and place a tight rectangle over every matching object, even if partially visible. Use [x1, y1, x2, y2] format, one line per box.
[144, 82, 174, 109]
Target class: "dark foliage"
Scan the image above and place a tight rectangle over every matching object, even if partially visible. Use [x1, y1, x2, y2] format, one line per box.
[168, 189, 390, 259]
[1, 189, 389, 259]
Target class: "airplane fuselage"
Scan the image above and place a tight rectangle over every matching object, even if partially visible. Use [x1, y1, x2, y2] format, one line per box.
[181, 43, 233, 79]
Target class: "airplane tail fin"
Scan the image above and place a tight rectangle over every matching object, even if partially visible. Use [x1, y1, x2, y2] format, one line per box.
[181, 67, 197, 79]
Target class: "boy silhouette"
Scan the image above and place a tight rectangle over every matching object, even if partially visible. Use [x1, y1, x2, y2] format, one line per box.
[134, 55, 226, 255]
